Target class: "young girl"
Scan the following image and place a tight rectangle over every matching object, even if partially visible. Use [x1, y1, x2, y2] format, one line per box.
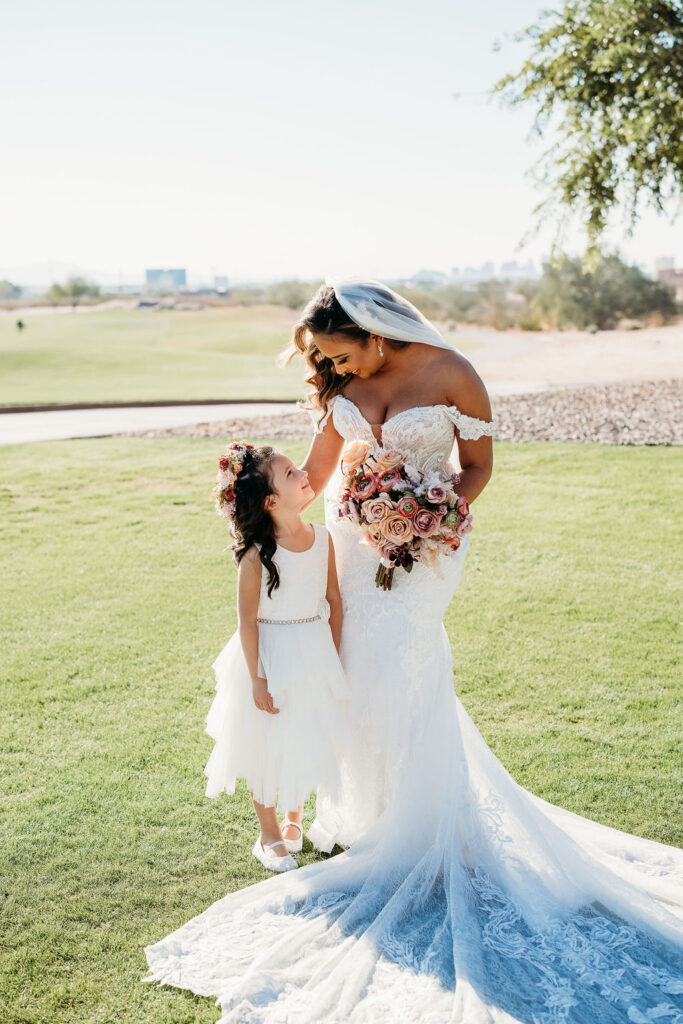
[204, 440, 349, 872]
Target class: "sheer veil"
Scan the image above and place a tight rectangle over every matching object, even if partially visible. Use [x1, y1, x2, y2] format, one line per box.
[325, 275, 462, 353]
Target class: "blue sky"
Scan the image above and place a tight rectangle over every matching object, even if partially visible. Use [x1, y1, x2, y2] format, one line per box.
[1, 0, 680, 286]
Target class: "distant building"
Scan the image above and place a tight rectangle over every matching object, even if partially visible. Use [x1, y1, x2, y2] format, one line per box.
[410, 269, 450, 285]
[654, 257, 683, 301]
[460, 262, 494, 283]
[655, 256, 675, 274]
[214, 275, 229, 294]
[145, 268, 187, 292]
[499, 260, 537, 281]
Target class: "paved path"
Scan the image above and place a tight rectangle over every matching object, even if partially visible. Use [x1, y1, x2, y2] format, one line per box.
[0, 383, 566, 446]
[0, 402, 297, 446]
[2, 317, 680, 445]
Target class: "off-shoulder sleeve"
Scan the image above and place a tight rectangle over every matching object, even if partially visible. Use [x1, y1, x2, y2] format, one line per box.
[307, 394, 338, 435]
[443, 405, 494, 441]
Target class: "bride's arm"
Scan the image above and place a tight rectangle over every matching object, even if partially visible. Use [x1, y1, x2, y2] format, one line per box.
[297, 417, 344, 512]
[445, 361, 494, 505]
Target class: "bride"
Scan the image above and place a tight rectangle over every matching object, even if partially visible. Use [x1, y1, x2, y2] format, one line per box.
[143, 279, 683, 1023]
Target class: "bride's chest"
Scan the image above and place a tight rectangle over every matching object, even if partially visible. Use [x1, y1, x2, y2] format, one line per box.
[333, 395, 459, 472]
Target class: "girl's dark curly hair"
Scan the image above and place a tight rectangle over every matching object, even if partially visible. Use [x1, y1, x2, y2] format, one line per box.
[231, 445, 281, 597]
[279, 284, 410, 430]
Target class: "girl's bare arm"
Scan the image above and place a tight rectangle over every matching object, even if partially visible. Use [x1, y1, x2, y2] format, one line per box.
[237, 548, 279, 714]
[325, 532, 343, 654]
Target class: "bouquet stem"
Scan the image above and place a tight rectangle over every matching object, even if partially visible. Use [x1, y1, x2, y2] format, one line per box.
[375, 564, 394, 590]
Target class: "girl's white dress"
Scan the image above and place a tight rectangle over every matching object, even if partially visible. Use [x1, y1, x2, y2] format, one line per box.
[144, 398, 683, 1023]
[203, 523, 349, 814]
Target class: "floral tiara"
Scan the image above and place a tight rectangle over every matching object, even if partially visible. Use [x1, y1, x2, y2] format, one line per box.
[213, 439, 255, 520]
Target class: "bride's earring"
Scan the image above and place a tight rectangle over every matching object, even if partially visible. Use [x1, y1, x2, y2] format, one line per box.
[377, 341, 384, 357]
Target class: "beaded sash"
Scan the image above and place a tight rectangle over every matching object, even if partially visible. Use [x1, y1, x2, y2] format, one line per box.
[256, 614, 321, 625]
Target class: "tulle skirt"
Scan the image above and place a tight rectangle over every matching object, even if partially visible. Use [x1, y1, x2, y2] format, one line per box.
[204, 624, 350, 814]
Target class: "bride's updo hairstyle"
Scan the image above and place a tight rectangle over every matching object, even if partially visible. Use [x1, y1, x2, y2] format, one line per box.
[280, 284, 409, 426]
[231, 445, 281, 597]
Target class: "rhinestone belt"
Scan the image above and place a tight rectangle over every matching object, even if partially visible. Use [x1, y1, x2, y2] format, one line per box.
[256, 614, 321, 625]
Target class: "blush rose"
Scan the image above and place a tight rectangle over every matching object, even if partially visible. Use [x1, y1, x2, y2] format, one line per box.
[412, 508, 440, 538]
[361, 494, 394, 523]
[378, 514, 413, 544]
[341, 440, 371, 475]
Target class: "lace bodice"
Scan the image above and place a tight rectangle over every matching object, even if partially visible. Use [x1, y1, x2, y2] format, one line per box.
[309, 394, 494, 476]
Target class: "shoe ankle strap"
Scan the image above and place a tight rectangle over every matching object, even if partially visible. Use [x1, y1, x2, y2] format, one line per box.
[283, 819, 303, 833]
[264, 839, 288, 851]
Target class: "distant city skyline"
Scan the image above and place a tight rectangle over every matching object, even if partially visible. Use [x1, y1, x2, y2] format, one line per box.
[3, 253, 680, 294]
[2, 0, 680, 287]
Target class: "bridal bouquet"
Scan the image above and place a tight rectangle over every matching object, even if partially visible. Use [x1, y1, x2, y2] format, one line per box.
[335, 440, 473, 590]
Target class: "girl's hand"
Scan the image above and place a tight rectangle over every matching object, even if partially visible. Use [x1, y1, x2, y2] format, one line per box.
[252, 677, 280, 714]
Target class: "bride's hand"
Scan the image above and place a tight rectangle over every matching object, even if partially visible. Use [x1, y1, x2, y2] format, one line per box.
[252, 676, 279, 714]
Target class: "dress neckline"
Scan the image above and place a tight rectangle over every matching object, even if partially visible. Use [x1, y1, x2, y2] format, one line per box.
[336, 394, 454, 440]
[275, 522, 317, 554]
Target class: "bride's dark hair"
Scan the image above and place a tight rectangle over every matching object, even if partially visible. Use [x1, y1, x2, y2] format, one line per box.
[231, 446, 281, 597]
[280, 284, 409, 430]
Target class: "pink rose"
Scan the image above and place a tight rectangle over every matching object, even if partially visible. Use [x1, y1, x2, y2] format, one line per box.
[340, 498, 361, 524]
[412, 507, 440, 538]
[396, 494, 419, 518]
[379, 541, 402, 562]
[350, 473, 378, 500]
[378, 514, 413, 544]
[361, 494, 394, 523]
[455, 513, 473, 537]
[426, 484, 447, 504]
[376, 469, 403, 493]
[456, 496, 470, 517]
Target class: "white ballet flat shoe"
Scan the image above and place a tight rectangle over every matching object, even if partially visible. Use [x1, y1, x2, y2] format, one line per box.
[279, 817, 303, 853]
[252, 836, 298, 873]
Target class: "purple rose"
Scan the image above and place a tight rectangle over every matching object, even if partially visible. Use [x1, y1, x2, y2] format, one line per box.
[426, 484, 447, 504]
[412, 508, 440, 538]
[379, 541, 402, 563]
[340, 498, 361, 524]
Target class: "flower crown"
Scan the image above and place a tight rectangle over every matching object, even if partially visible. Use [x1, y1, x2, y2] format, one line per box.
[213, 439, 255, 520]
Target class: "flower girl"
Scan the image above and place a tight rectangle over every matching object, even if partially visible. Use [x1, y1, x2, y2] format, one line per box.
[204, 441, 349, 872]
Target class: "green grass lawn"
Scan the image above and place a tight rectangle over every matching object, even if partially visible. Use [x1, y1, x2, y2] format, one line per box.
[0, 305, 479, 407]
[1, 437, 680, 1023]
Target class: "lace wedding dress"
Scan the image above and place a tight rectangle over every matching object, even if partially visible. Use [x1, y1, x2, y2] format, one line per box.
[143, 395, 683, 1023]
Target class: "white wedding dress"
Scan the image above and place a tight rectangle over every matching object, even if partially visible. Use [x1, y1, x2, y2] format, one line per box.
[143, 395, 683, 1024]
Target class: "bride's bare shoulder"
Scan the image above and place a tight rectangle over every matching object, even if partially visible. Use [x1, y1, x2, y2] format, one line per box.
[435, 349, 492, 420]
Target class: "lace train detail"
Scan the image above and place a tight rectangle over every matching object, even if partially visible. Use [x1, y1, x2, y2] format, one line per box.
[142, 394, 683, 1022]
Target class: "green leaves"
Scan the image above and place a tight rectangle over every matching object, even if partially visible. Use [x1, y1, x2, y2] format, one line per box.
[493, 0, 683, 250]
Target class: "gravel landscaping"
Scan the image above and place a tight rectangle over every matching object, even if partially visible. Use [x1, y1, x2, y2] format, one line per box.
[124, 379, 682, 446]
